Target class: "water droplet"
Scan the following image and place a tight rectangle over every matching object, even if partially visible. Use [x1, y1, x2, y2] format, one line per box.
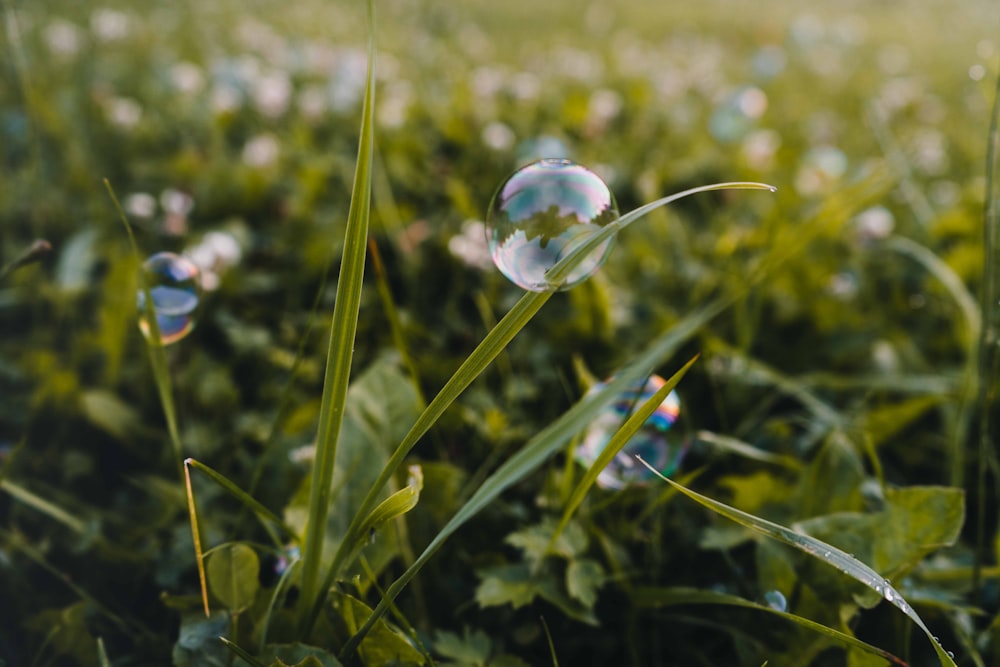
[947, 650, 954, 659]
[573, 375, 685, 489]
[486, 158, 618, 292]
[763, 590, 787, 612]
[137, 252, 201, 345]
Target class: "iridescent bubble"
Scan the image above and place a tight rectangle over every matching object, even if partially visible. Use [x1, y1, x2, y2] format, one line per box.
[137, 252, 201, 345]
[574, 375, 685, 490]
[486, 159, 618, 292]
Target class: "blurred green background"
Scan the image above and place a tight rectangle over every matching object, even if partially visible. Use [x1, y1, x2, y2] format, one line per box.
[2, 0, 999, 665]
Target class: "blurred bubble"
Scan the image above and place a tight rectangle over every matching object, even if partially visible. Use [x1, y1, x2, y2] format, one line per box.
[486, 159, 618, 292]
[574, 375, 685, 490]
[969, 64, 986, 81]
[137, 252, 201, 345]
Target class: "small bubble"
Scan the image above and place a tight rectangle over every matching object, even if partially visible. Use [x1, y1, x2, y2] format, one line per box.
[573, 375, 686, 490]
[762, 590, 787, 612]
[486, 159, 618, 292]
[137, 252, 201, 345]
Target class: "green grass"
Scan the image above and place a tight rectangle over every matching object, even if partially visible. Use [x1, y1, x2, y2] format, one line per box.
[1, 0, 998, 665]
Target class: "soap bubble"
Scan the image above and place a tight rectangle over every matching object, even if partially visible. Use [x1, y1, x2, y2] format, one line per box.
[486, 158, 618, 292]
[137, 252, 201, 345]
[574, 374, 686, 490]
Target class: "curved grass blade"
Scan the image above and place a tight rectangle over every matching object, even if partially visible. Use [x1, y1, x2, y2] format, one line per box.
[0, 479, 88, 534]
[637, 462, 959, 667]
[543, 182, 774, 290]
[696, 431, 803, 470]
[104, 180, 184, 480]
[545, 356, 699, 563]
[184, 460, 211, 617]
[635, 586, 907, 665]
[297, 0, 377, 630]
[312, 183, 777, 632]
[186, 458, 299, 546]
[338, 295, 732, 660]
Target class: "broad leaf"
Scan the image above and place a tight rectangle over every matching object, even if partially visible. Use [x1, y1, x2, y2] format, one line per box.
[206, 543, 260, 613]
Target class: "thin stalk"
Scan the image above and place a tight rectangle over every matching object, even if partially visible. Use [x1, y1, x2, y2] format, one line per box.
[105, 180, 185, 480]
[184, 460, 210, 618]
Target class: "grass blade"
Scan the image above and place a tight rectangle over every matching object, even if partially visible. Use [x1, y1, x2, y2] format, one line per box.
[104, 180, 184, 480]
[635, 586, 907, 665]
[0, 478, 87, 534]
[297, 0, 377, 629]
[339, 294, 731, 659]
[183, 460, 211, 618]
[186, 458, 300, 546]
[546, 356, 699, 560]
[314, 183, 776, 625]
[638, 462, 959, 667]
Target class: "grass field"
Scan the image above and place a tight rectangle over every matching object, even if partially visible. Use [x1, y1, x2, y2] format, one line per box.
[2, 1, 1000, 665]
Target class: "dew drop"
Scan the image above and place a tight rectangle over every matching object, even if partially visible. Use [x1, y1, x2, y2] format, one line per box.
[762, 590, 787, 612]
[573, 375, 685, 490]
[947, 651, 955, 659]
[137, 252, 201, 345]
[486, 158, 618, 292]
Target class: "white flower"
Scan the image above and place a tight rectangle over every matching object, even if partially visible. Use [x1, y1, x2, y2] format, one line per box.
[44, 20, 82, 57]
[242, 134, 280, 168]
[90, 8, 129, 42]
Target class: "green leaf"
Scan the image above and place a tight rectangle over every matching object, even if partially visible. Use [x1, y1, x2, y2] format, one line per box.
[855, 396, 942, 448]
[329, 592, 423, 666]
[640, 463, 961, 667]
[796, 486, 965, 601]
[476, 563, 538, 609]
[297, 0, 378, 627]
[207, 543, 260, 613]
[565, 558, 605, 608]
[434, 627, 492, 665]
[506, 517, 587, 567]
